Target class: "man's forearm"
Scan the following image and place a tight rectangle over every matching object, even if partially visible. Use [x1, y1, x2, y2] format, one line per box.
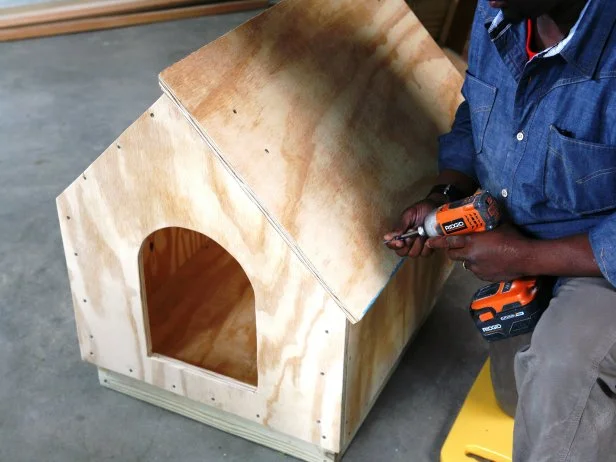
[523, 234, 602, 278]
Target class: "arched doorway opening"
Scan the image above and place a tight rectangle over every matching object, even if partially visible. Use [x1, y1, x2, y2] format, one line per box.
[140, 227, 257, 386]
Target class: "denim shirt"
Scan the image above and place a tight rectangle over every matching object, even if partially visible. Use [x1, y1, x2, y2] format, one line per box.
[439, 0, 616, 287]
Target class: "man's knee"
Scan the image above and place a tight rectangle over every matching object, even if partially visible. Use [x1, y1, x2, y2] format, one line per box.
[513, 279, 616, 461]
[515, 278, 616, 404]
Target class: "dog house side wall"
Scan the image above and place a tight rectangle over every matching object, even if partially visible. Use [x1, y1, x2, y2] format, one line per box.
[341, 253, 453, 448]
[56, 95, 349, 452]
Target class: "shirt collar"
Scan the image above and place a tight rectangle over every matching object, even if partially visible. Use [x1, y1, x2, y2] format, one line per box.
[484, 0, 616, 78]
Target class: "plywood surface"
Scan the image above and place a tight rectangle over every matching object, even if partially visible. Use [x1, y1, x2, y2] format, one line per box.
[160, 0, 464, 323]
[341, 253, 453, 448]
[145, 238, 258, 386]
[57, 96, 348, 451]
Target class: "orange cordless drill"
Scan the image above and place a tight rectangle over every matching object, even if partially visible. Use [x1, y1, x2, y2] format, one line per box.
[384, 190, 501, 242]
[385, 190, 552, 342]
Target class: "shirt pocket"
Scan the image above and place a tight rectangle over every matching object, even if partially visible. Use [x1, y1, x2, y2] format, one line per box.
[463, 72, 497, 153]
[546, 125, 616, 215]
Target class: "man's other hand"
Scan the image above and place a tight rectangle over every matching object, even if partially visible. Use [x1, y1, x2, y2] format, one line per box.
[426, 224, 534, 281]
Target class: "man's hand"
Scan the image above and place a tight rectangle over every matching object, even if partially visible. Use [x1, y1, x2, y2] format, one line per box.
[383, 199, 441, 258]
[426, 224, 535, 282]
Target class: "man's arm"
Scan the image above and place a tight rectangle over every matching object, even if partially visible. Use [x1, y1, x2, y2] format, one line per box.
[385, 2, 489, 255]
[431, 0, 491, 199]
[427, 205, 616, 284]
[530, 234, 601, 277]
[427, 226, 602, 282]
[432, 98, 480, 202]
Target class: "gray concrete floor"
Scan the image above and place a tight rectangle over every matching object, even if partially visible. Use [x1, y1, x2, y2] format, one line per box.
[0, 10, 488, 462]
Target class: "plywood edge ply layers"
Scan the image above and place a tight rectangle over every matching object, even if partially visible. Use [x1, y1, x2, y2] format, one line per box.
[56, 96, 348, 452]
[159, 0, 464, 323]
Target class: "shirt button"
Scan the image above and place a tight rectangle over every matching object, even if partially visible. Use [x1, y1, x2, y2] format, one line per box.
[501, 189, 509, 198]
[516, 131, 525, 141]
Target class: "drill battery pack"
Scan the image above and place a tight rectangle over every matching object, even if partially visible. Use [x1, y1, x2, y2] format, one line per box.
[470, 278, 554, 342]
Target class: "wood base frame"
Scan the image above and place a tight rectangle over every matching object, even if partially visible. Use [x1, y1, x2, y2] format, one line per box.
[99, 368, 340, 462]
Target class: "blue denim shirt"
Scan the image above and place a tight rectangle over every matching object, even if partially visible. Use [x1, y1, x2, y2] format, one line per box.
[439, 0, 616, 287]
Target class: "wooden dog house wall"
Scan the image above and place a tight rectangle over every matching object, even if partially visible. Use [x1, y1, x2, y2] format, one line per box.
[56, 0, 463, 460]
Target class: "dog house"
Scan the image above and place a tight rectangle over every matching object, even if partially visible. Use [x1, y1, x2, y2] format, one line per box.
[56, 0, 463, 460]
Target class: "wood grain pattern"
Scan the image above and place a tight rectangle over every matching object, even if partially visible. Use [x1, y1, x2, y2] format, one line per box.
[0, 0, 268, 42]
[0, 0, 215, 29]
[57, 96, 348, 452]
[160, 0, 464, 323]
[143, 233, 258, 386]
[341, 253, 453, 448]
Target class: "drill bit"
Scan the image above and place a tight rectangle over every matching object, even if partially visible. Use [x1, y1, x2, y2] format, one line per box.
[383, 229, 420, 244]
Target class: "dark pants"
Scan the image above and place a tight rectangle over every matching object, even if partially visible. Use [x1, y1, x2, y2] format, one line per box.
[491, 278, 616, 462]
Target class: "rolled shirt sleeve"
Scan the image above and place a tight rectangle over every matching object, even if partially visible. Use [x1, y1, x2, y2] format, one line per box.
[438, 98, 478, 180]
[589, 216, 616, 286]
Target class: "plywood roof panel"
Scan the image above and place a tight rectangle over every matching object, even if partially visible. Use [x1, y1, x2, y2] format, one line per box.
[160, 0, 463, 323]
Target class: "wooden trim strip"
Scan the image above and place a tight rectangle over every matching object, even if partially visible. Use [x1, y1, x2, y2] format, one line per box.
[0, 0, 268, 42]
[0, 0, 217, 29]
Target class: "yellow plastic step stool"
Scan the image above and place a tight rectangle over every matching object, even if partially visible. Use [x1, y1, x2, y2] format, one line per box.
[441, 360, 514, 462]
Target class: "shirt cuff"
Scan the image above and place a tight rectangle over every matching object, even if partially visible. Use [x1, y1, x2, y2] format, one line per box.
[589, 216, 616, 287]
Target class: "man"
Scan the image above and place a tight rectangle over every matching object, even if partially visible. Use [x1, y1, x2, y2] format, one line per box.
[384, 0, 616, 460]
